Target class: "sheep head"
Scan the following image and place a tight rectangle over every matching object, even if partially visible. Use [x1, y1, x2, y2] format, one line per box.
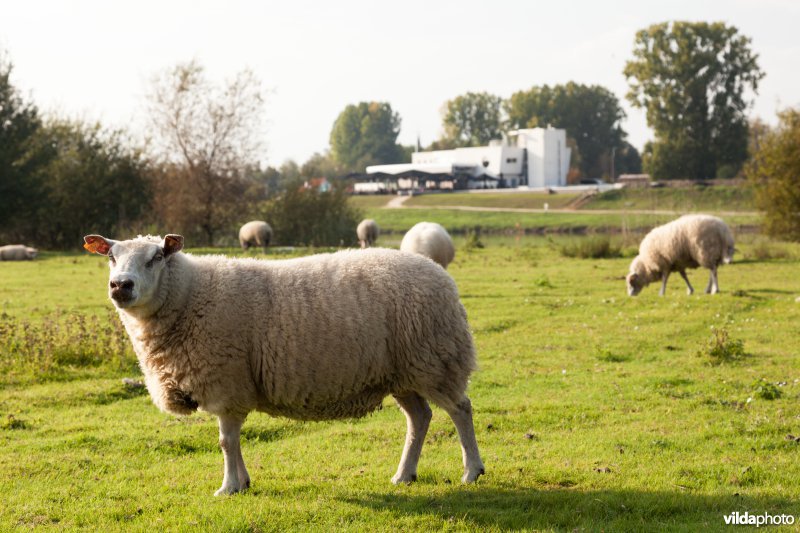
[626, 256, 649, 296]
[84, 234, 184, 314]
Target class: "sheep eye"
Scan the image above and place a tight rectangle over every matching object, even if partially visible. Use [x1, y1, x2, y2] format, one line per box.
[108, 254, 116, 266]
[146, 254, 163, 268]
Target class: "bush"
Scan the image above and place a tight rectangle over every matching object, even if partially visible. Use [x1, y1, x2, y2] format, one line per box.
[0, 310, 136, 384]
[463, 226, 485, 251]
[698, 327, 746, 365]
[559, 236, 621, 259]
[752, 378, 782, 400]
[746, 108, 800, 241]
[263, 181, 362, 246]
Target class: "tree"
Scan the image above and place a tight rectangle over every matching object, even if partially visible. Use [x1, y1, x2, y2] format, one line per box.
[30, 120, 151, 248]
[329, 102, 404, 172]
[746, 108, 800, 240]
[506, 83, 632, 179]
[440, 92, 503, 148]
[0, 52, 49, 241]
[146, 60, 266, 245]
[624, 21, 764, 180]
[263, 182, 362, 246]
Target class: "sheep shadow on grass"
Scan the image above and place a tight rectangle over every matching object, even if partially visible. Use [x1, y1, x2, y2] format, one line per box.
[341, 487, 799, 531]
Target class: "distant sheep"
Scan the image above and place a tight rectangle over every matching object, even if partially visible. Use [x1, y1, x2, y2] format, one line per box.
[356, 219, 379, 248]
[83, 233, 484, 495]
[238, 221, 272, 252]
[0, 244, 38, 261]
[626, 214, 735, 296]
[400, 222, 455, 269]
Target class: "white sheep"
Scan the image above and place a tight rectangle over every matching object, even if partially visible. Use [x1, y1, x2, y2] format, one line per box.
[0, 244, 38, 261]
[400, 222, 455, 269]
[356, 219, 379, 248]
[83, 233, 484, 495]
[238, 221, 273, 252]
[626, 214, 735, 296]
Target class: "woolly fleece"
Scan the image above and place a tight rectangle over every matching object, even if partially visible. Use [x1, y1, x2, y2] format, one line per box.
[400, 222, 455, 269]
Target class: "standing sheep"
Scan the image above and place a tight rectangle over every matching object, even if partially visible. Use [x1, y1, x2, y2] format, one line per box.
[400, 222, 455, 269]
[0, 244, 38, 261]
[357, 219, 379, 248]
[239, 221, 272, 252]
[626, 214, 735, 296]
[83, 233, 484, 495]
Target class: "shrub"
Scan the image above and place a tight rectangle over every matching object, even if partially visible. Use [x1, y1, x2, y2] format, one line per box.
[0, 310, 135, 383]
[463, 226, 485, 251]
[559, 236, 621, 259]
[752, 379, 782, 400]
[746, 108, 800, 241]
[262, 181, 362, 246]
[698, 327, 746, 364]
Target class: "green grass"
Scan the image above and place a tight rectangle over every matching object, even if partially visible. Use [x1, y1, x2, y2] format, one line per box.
[2, 238, 800, 530]
[404, 191, 581, 210]
[583, 185, 755, 212]
[363, 207, 759, 236]
[348, 195, 394, 209]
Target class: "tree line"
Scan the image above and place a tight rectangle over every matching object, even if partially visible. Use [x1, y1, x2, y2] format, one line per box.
[1, 20, 798, 248]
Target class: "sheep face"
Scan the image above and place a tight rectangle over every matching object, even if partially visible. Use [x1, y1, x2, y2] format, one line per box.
[626, 272, 645, 296]
[84, 234, 184, 312]
[626, 257, 648, 296]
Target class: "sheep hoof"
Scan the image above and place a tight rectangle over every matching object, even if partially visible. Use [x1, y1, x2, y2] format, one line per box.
[391, 473, 417, 485]
[214, 484, 244, 496]
[461, 466, 485, 483]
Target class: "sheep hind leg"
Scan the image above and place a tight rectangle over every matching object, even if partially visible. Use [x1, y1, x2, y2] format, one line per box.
[679, 270, 694, 295]
[391, 392, 432, 484]
[442, 396, 485, 483]
[215, 415, 250, 496]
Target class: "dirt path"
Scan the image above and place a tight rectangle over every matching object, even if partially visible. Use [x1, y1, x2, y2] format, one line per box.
[385, 195, 411, 208]
[396, 204, 758, 217]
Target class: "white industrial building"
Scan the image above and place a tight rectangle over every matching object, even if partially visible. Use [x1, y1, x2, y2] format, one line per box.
[362, 127, 571, 191]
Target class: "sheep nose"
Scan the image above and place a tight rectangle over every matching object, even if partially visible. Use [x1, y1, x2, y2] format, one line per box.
[109, 278, 135, 302]
[110, 279, 134, 291]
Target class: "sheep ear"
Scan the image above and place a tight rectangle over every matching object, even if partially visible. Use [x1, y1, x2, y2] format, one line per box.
[163, 234, 184, 257]
[84, 235, 114, 255]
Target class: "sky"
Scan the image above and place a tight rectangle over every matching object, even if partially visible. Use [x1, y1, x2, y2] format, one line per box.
[2, 0, 798, 168]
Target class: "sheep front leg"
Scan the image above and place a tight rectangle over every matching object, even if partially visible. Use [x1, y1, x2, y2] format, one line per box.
[679, 270, 694, 295]
[706, 266, 719, 294]
[659, 272, 671, 296]
[215, 415, 250, 496]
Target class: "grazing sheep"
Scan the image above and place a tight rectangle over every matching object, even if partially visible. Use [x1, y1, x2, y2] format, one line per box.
[238, 221, 272, 252]
[0, 244, 38, 261]
[400, 222, 455, 269]
[356, 219, 379, 248]
[626, 214, 735, 296]
[83, 233, 484, 495]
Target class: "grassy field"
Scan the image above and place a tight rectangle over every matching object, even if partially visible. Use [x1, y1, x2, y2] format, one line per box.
[361, 207, 760, 237]
[574, 185, 753, 213]
[403, 192, 581, 210]
[1, 234, 799, 531]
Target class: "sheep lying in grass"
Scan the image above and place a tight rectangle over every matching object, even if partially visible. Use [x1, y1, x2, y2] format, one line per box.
[239, 221, 272, 252]
[83, 233, 484, 495]
[626, 214, 735, 296]
[0, 244, 38, 261]
[400, 222, 455, 269]
[357, 219, 379, 248]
